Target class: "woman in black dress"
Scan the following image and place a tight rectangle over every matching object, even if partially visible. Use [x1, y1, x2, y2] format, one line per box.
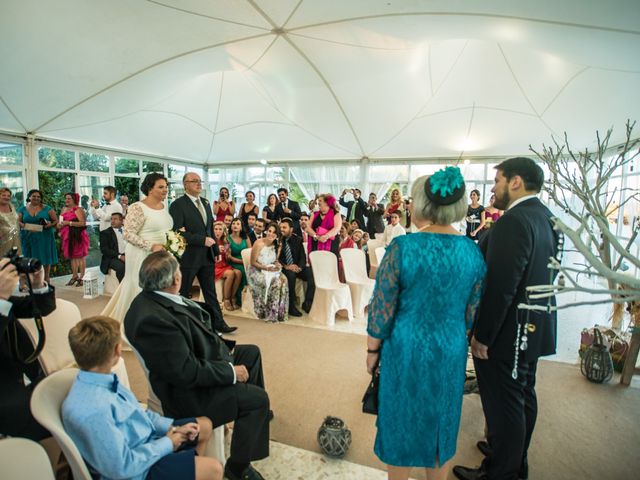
[262, 193, 278, 226]
[465, 189, 485, 240]
[239, 190, 259, 230]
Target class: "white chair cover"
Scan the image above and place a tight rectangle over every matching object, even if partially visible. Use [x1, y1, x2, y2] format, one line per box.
[375, 246, 386, 267]
[18, 299, 130, 388]
[308, 251, 353, 325]
[240, 248, 257, 317]
[30, 368, 93, 480]
[0, 437, 55, 480]
[340, 248, 376, 319]
[367, 238, 384, 268]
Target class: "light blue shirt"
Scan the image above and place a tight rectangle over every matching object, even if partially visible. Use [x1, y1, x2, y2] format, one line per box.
[62, 370, 174, 480]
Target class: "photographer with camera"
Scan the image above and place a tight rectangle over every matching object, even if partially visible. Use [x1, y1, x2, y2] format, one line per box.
[0, 251, 56, 440]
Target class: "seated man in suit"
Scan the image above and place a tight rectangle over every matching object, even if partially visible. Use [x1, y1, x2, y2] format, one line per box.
[99, 212, 126, 282]
[246, 212, 258, 244]
[125, 251, 270, 480]
[278, 218, 315, 316]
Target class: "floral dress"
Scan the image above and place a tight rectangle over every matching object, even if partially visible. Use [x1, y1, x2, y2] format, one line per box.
[247, 244, 288, 323]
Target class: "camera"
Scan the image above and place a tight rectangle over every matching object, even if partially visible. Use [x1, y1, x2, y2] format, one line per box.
[4, 247, 42, 274]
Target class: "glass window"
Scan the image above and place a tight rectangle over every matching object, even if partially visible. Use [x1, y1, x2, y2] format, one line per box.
[115, 176, 140, 203]
[143, 161, 164, 173]
[115, 157, 139, 174]
[37, 170, 75, 212]
[460, 162, 487, 180]
[0, 143, 23, 166]
[168, 164, 186, 180]
[0, 170, 24, 207]
[79, 175, 111, 217]
[38, 147, 75, 169]
[79, 152, 109, 173]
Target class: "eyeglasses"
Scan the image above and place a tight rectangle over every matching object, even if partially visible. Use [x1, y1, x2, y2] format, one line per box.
[184, 180, 202, 184]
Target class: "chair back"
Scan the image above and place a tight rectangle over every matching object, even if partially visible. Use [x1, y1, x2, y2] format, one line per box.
[18, 299, 80, 375]
[375, 246, 386, 266]
[309, 251, 340, 288]
[241, 248, 253, 285]
[367, 238, 384, 266]
[0, 437, 55, 480]
[340, 248, 368, 283]
[31, 368, 93, 480]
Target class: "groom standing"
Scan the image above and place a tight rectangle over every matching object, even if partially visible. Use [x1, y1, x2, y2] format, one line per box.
[169, 172, 237, 334]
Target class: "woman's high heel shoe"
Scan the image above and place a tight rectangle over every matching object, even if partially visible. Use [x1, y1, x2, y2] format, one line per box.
[76, 279, 83, 287]
[223, 299, 234, 311]
[66, 277, 78, 286]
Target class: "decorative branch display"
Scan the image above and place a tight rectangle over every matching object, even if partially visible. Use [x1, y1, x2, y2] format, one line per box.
[523, 120, 640, 385]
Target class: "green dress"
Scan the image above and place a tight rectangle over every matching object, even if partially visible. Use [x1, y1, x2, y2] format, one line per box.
[228, 236, 248, 304]
[18, 205, 59, 265]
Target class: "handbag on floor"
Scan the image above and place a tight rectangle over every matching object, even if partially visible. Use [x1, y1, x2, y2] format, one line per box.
[362, 359, 380, 415]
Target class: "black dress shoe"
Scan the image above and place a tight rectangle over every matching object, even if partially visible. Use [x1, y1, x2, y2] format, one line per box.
[301, 302, 311, 313]
[288, 307, 303, 317]
[224, 464, 265, 480]
[267, 409, 274, 422]
[453, 465, 488, 480]
[218, 324, 238, 334]
[477, 440, 492, 457]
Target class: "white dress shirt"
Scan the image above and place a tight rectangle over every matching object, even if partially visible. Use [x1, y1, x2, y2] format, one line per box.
[507, 194, 538, 210]
[91, 201, 123, 231]
[383, 223, 406, 246]
[114, 227, 127, 255]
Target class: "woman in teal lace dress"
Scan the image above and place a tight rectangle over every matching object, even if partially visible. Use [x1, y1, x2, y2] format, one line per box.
[367, 168, 486, 480]
[227, 218, 251, 308]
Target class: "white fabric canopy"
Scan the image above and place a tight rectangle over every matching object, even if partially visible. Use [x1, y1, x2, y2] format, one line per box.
[1, 0, 639, 163]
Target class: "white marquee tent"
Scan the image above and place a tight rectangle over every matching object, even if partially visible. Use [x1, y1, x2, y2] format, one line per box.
[1, 0, 639, 164]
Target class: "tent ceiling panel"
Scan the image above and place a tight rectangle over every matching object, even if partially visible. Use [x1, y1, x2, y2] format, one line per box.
[1, 0, 639, 164]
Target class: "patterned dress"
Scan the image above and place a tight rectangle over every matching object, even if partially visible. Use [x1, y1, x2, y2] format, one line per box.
[368, 233, 486, 467]
[0, 204, 21, 257]
[247, 244, 288, 323]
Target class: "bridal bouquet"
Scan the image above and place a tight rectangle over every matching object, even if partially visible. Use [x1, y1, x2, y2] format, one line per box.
[165, 230, 187, 258]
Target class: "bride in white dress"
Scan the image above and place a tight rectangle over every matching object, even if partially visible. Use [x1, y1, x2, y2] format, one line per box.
[102, 173, 173, 323]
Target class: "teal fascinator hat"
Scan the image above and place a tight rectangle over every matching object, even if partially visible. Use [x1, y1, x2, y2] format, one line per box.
[426, 166, 465, 205]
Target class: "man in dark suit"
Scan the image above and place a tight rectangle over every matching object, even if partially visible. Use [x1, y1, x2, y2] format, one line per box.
[99, 212, 126, 282]
[363, 192, 385, 238]
[454, 157, 560, 480]
[0, 258, 56, 440]
[124, 251, 269, 480]
[339, 188, 367, 229]
[246, 212, 258, 244]
[278, 218, 315, 316]
[274, 187, 302, 235]
[169, 172, 236, 334]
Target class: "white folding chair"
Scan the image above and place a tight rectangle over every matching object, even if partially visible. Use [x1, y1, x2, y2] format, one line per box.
[240, 248, 257, 317]
[367, 238, 384, 268]
[18, 299, 130, 387]
[0, 437, 55, 480]
[31, 368, 93, 480]
[308, 251, 353, 325]
[340, 248, 376, 319]
[375, 246, 386, 266]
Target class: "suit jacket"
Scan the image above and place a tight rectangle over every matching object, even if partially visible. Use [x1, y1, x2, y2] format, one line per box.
[99, 227, 121, 274]
[169, 195, 219, 267]
[364, 203, 385, 235]
[339, 196, 367, 228]
[274, 199, 302, 234]
[278, 234, 306, 269]
[124, 291, 239, 421]
[474, 197, 559, 362]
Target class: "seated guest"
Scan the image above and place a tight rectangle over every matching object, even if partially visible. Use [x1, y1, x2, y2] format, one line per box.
[246, 212, 258, 244]
[382, 212, 406, 246]
[124, 252, 270, 480]
[63, 315, 222, 480]
[223, 214, 233, 231]
[350, 219, 361, 232]
[213, 222, 241, 311]
[278, 218, 315, 316]
[248, 224, 288, 323]
[99, 212, 126, 282]
[351, 228, 370, 274]
[252, 218, 266, 243]
[298, 213, 311, 262]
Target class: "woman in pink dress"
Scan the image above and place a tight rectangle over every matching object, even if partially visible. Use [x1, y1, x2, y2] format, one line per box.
[305, 194, 342, 256]
[58, 192, 89, 286]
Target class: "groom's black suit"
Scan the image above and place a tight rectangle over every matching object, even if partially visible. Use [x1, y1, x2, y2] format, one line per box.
[169, 195, 225, 330]
[473, 197, 559, 479]
[124, 291, 269, 463]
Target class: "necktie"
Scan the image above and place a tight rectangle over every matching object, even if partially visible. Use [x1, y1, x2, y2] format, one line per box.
[349, 203, 357, 222]
[195, 198, 207, 223]
[284, 238, 294, 265]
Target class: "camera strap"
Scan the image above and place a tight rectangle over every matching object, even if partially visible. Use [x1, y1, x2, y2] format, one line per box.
[8, 274, 46, 365]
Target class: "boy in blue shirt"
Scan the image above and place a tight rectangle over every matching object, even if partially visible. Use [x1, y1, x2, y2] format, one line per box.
[62, 315, 222, 480]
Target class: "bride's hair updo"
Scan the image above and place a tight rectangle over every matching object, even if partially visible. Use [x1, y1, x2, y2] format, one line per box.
[141, 172, 167, 196]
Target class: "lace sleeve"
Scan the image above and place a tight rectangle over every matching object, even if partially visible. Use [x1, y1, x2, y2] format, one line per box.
[367, 239, 401, 339]
[465, 273, 485, 330]
[123, 203, 151, 250]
